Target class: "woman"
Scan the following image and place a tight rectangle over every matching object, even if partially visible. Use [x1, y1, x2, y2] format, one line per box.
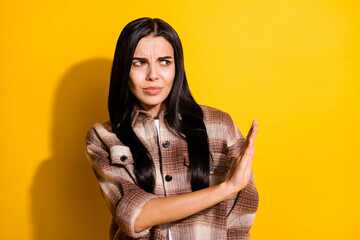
[85, 17, 259, 240]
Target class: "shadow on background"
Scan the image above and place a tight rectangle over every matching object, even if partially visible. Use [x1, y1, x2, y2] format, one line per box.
[31, 58, 113, 240]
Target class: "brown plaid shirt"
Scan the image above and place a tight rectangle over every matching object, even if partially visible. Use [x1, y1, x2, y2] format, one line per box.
[85, 105, 259, 240]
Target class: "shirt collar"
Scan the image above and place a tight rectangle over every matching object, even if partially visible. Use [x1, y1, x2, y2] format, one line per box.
[130, 103, 183, 128]
[130, 103, 168, 128]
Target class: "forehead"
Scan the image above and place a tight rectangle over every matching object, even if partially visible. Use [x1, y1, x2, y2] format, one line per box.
[133, 36, 174, 57]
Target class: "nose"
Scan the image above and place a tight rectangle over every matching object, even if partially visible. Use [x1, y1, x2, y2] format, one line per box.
[146, 62, 159, 81]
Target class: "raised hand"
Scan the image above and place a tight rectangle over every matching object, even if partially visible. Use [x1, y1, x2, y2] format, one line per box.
[225, 120, 258, 196]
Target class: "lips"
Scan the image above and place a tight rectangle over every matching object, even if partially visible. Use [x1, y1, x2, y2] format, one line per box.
[143, 86, 162, 95]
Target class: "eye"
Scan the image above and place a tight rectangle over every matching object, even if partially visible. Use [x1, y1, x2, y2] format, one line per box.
[133, 61, 145, 66]
[160, 60, 171, 65]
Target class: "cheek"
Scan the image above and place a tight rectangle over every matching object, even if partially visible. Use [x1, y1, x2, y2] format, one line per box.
[165, 72, 175, 82]
[128, 80, 135, 94]
[129, 71, 143, 91]
[128, 79, 142, 99]
[128, 76, 135, 91]
[162, 67, 176, 86]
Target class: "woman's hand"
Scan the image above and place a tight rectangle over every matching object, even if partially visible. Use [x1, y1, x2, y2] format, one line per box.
[224, 120, 258, 197]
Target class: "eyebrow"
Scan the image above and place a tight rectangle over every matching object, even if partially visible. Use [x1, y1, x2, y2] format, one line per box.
[132, 56, 173, 61]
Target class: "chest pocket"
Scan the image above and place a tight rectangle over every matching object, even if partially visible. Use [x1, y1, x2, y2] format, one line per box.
[210, 152, 230, 174]
[184, 152, 230, 187]
[109, 145, 135, 166]
[209, 152, 229, 186]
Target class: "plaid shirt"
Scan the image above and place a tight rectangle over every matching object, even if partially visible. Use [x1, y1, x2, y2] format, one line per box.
[85, 105, 259, 240]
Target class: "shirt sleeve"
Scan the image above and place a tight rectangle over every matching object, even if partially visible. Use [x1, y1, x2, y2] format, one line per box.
[85, 126, 160, 238]
[225, 116, 259, 239]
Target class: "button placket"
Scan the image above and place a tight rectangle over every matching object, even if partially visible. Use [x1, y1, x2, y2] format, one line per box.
[156, 116, 173, 195]
[162, 140, 171, 184]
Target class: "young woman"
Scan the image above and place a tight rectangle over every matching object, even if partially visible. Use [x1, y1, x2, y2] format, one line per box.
[85, 17, 259, 240]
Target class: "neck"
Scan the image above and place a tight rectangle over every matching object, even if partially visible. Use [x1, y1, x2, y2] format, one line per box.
[139, 102, 167, 119]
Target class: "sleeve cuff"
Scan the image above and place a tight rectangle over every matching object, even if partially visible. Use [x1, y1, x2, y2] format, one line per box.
[116, 188, 160, 238]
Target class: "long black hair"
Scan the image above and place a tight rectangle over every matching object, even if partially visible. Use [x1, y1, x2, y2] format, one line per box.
[108, 17, 210, 193]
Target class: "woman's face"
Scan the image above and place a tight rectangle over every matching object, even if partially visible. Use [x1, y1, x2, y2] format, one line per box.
[129, 35, 175, 117]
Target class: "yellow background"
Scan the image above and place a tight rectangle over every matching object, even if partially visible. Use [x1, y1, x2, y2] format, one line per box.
[1, 0, 359, 239]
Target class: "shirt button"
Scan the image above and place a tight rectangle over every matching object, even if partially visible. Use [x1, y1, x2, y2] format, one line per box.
[165, 175, 173, 182]
[120, 155, 128, 162]
[209, 164, 213, 171]
[162, 141, 170, 148]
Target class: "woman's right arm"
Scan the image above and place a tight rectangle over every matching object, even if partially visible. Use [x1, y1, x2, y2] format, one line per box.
[134, 121, 258, 232]
[86, 126, 161, 239]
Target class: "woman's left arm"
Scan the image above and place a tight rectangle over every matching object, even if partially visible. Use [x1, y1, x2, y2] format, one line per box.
[225, 117, 259, 238]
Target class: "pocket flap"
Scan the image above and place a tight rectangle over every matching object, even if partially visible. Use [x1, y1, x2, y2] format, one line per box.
[183, 152, 215, 172]
[210, 152, 229, 174]
[110, 145, 134, 165]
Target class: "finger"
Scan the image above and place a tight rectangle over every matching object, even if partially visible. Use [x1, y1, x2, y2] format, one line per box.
[253, 120, 258, 129]
[237, 143, 252, 167]
[249, 125, 258, 144]
[239, 136, 253, 159]
[236, 122, 258, 161]
[230, 144, 254, 184]
[249, 146, 255, 162]
[244, 143, 255, 164]
[241, 140, 254, 163]
[252, 124, 258, 137]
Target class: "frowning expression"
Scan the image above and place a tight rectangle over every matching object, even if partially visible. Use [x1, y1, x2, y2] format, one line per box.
[129, 35, 175, 116]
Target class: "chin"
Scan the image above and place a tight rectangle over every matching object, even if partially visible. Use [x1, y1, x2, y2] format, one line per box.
[139, 99, 164, 107]
[141, 96, 164, 104]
